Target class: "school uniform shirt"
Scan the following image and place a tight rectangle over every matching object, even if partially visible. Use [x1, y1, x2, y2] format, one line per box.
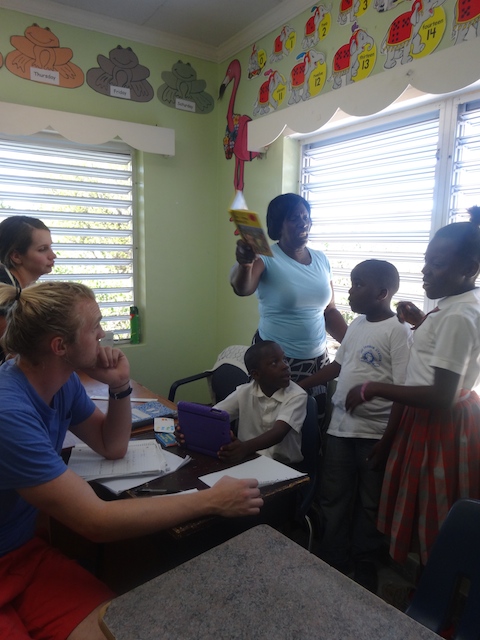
[328, 315, 410, 439]
[405, 288, 480, 390]
[215, 380, 307, 465]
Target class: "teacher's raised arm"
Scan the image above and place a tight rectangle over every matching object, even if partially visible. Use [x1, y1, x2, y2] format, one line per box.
[230, 193, 347, 396]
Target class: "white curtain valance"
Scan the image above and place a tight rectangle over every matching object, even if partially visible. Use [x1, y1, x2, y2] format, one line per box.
[0, 101, 175, 155]
[248, 38, 480, 152]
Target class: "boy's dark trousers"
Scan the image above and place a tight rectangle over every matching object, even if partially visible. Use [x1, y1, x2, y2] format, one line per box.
[317, 434, 385, 573]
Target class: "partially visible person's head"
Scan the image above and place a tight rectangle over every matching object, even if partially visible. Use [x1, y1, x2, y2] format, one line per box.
[349, 260, 400, 315]
[423, 206, 480, 299]
[266, 194, 311, 241]
[0, 282, 98, 364]
[0, 216, 52, 268]
[244, 340, 291, 392]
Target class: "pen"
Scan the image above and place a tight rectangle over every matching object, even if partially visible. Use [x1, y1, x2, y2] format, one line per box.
[134, 488, 178, 495]
[90, 396, 156, 402]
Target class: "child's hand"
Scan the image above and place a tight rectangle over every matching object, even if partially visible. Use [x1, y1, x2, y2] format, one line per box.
[396, 301, 424, 327]
[175, 424, 185, 446]
[218, 433, 248, 464]
[367, 439, 389, 471]
[345, 384, 367, 413]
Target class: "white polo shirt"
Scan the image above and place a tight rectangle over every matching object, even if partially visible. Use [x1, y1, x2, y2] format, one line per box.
[406, 288, 480, 390]
[215, 380, 307, 464]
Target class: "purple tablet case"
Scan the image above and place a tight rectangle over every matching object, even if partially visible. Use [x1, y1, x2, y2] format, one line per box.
[177, 401, 231, 457]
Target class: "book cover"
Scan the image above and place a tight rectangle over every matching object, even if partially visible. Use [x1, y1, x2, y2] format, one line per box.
[229, 209, 273, 257]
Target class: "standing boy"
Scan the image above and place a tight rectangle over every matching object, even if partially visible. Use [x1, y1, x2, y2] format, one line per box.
[298, 259, 410, 592]
[215, 341, 308, 466]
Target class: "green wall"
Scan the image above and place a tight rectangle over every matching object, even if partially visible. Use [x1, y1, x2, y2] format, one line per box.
[0, 7, 223, 401]
[0, 3, 475, 401]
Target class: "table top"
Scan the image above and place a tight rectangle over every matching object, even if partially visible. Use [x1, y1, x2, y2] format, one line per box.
[102, 525, 439, 640]
[77, 371, 177, 413]
[77, 372, 308, 538]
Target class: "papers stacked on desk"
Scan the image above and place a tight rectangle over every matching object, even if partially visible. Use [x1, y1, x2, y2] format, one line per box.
[199, 455, 306, 488]
[68, 439, 192, 495]
[68, 439, 168, 482]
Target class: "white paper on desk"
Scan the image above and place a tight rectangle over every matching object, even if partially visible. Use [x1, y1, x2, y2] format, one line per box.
[199, 455, 307, 488]
[96, 449, 192, 495]
[62, 430, 83, 449]
[68, 439, 168, 481]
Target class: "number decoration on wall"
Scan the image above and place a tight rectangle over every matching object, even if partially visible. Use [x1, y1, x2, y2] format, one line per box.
[451, 0, 480, 44]
[338, 0, 361, 25]
[330, 24, 376, 89]
[253, 68, 287, 115]
[219, 59, 260, 200]
[288, 49, 327, 104]
[302, 5, 332, 49]
[381, 0, 447, 69]
[247, 43, 267, 79]
[269, 25, 297, 63]
[158, 60, 214, 113]
[5, 23, 84, 88]
[374, 0, 408, 11]
[87, 45, 154, 102]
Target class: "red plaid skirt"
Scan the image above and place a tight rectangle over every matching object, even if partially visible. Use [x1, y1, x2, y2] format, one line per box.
[378, 390, 480, 565]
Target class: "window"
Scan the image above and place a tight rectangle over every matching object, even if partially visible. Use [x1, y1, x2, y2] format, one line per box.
[300, 89, 480, 323]
[0, 133, 135, 340]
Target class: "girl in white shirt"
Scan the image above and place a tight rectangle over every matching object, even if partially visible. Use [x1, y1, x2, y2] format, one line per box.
[346, 207, 480, 566]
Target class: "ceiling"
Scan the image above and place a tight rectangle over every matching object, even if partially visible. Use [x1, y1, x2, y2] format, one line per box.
[1, 0, 315, 62]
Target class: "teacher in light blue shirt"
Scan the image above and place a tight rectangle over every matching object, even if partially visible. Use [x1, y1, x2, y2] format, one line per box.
[230, 193, 347, 399]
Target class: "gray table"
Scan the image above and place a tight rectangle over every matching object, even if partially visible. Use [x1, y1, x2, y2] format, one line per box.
[102, 525, 439, 640]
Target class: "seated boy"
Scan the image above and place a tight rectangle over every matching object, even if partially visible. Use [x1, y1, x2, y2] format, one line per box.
[177, 341, 307, 466]
[216, 341, 307, 465]
[298, 259, 410, 592]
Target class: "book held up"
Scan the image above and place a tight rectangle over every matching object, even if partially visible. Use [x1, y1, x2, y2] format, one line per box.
[229, 209, 273, 257]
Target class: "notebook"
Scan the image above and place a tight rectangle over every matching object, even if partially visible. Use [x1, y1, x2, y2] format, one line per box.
[131, 401, 178, 429]
[177, 401, 231, 458]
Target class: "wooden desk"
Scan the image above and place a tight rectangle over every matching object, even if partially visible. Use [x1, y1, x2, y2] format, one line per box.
[77, 371, 177, 416]
[53, 375, 309, 593]
[101, 525, 439, 640]
[125, 445, 309, 539]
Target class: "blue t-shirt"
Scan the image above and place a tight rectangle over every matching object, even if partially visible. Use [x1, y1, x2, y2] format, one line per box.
[0, 360, 95, 556]
[257, 244, 332, 359]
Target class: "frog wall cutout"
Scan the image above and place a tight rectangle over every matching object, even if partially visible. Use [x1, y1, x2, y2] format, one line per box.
[6, 23, 83, 88]
[158, 60, 214, 113]
[87, 46, 154, 102]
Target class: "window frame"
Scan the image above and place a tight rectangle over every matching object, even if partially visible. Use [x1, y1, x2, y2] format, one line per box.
[299, 85, 480, 320]
[0, 131, 137, 342]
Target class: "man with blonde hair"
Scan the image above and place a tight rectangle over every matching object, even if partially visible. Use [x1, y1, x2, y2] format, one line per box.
[0, 282, 263, 640]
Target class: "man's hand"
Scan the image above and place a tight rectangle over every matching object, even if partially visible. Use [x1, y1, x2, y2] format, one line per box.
[80, 346, 130, 389]
[218, 433, 249, 464]
[209, 476, 263, 517]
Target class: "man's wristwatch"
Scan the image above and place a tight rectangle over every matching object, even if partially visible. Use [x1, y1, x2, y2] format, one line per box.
[108, 385, 133, 400]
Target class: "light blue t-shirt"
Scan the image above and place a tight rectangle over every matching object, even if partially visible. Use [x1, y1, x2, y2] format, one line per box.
[257, 243, 332, 359]
[0, 361, 95, 556]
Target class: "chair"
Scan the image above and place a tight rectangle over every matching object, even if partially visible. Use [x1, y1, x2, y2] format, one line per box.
[168, 345, 249, 404]
[295, 395, 320, 553]
[406, 498, 480, 639]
